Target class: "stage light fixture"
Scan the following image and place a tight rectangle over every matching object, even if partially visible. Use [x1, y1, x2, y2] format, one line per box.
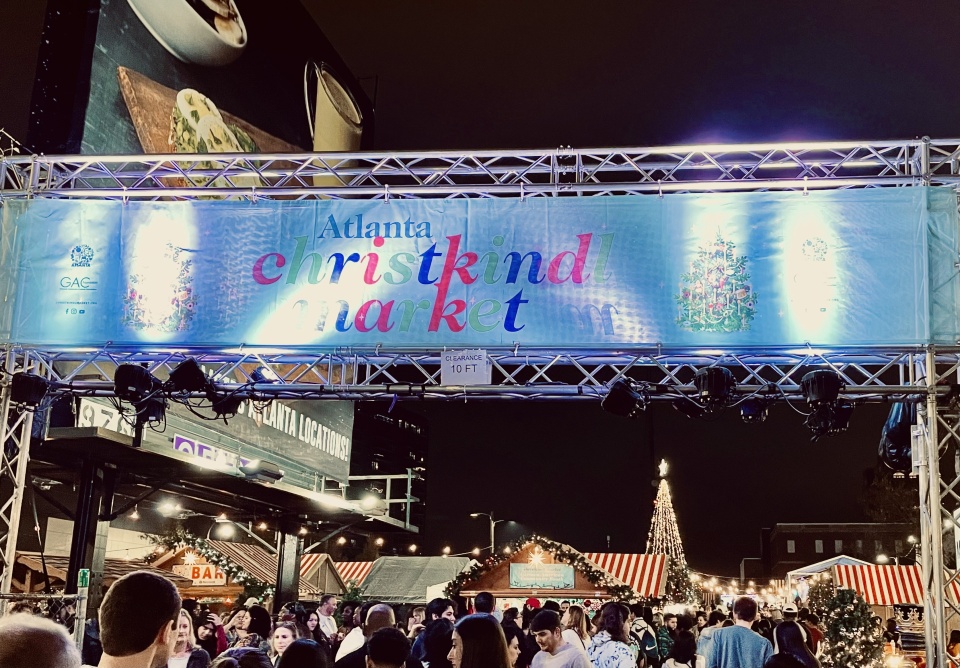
[801, 370, 843, 406]
[167, 358, 207, 392]
[211, 394, 244, 420]
[239, 459, 283, 483]
[115, 364, 160, 403]
[695, 367, 735, 409]
[739, 398, 768, 424]
[360, 494, 379, 510]
[601, 379, 648, 418]
[251, 365, 279, 383]
[135, 396, 167, 426]
[805, 400, 854, 441]
[10, 373, 50, 407]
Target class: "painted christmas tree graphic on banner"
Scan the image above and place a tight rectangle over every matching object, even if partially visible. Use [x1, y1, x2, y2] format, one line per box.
[676, 232, 757, 332]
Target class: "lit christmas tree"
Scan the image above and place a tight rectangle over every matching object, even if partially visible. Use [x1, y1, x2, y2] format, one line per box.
[646, 460, 702, 604]
[675, 232, 757, 332]
[820, 588, 884, 668]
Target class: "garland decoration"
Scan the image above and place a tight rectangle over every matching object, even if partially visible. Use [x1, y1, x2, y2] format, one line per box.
[143, 527, 274, 599]
[444, 535, 635, 601]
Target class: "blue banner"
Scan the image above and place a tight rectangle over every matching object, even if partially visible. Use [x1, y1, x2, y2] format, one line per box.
[0, 188, 955, 349]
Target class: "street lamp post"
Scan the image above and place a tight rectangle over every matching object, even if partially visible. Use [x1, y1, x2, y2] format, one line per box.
[470, 512, 504, 554]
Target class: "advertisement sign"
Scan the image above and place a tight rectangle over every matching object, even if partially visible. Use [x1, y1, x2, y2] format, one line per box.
[510, 563, 575, 589]
[1, 188, 956, 350]
[28, 0, 373, 155]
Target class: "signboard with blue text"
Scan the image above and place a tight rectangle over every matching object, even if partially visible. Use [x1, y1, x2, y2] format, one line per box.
[510, 563, 575, 589]
[1, 188, 956, 350]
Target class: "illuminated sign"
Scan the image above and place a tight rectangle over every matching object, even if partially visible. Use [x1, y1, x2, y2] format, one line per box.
[2, 188, 957, 349]
[173, 564, 227, 586]
[510, 563, 575, 589]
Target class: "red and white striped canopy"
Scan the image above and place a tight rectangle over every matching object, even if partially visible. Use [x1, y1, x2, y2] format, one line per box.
[833, 564, 924, 605]
[300, 553, 323, 578]
[582, 553, 668, 598]
[335, 561, 374, 586]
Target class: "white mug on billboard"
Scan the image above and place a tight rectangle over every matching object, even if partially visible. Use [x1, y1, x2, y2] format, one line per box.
[304, 61, 363, 188]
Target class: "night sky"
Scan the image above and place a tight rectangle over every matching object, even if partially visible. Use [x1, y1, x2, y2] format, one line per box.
[309, 1, 951, 575]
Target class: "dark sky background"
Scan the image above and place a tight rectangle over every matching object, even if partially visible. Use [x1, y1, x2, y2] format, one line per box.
[306, 1, 948, 575]
[0, 1, 951, 576]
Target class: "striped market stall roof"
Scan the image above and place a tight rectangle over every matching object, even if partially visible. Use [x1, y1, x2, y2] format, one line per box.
[206, 541, 321, 596]
[300, 553, 323, 578]
[16, 552, 193, 588]
[335, 561, 374, 585]
[833, 564, 924, 605]
[582, 553, 668, 598]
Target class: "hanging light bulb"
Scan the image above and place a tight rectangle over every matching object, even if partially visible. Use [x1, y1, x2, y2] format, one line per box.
[130, 505, 140, 520]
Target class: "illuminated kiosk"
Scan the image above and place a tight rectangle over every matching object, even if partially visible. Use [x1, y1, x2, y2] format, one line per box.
[450, 537, 667, 608]
[2, 139, 960, 665]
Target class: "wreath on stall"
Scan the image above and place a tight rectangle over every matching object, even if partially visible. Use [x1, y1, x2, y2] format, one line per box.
[144, 527, 274, 599]
[444, 535, 636, 601]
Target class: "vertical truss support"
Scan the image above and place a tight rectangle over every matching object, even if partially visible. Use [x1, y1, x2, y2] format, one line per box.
[0, 350, 38, 598]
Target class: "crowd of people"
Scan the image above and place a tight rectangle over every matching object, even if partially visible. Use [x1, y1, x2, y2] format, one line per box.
[0, 570, 847, 668]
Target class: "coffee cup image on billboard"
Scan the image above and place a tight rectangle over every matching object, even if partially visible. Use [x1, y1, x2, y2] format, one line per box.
[127, 0, 247, 66]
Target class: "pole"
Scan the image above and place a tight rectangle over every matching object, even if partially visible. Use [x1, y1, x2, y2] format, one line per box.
[489, 512, 495, 554]
[920, 346, 946, 667]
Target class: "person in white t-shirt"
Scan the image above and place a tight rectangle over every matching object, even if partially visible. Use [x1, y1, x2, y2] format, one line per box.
[530, 610, 592, 668]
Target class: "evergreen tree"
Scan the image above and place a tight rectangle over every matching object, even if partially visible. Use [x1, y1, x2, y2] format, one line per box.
[646, 460, 701, 604]
[820, 588, 884, 668]
[806, 574, 834, 614]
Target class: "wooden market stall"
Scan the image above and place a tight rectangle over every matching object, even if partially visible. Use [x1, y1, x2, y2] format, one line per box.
[12, 551, 193, 593]
[451, 537, 668, 604]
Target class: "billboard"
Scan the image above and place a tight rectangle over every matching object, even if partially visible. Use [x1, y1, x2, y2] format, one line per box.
[1, 188, 956, 350]
[78, 395, 354, 483]
[27, 0, 373, 155]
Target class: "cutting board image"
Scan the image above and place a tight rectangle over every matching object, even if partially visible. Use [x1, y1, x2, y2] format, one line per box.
[118, 66, 303, 154]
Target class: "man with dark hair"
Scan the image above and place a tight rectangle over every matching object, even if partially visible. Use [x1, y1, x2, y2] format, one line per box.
[96, 570, 181, 668]
[629, 604, 658, 668]
[542, 600, 561, 613]
[410, 598, 457, 661]
[474, 592, 496, 615]
[705, 597, 772, 668]
[530, 610, 591, 668]
[658, 613, 678, 662]
[365, 627, 409, 668]
[335, 604, 396, 668]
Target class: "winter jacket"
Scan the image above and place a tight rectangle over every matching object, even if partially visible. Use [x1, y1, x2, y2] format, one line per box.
[658, 627, 676, 660]
[587, 630, 635, 668]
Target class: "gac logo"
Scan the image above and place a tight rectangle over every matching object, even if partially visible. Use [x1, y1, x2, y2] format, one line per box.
[60, 276, 96, 289]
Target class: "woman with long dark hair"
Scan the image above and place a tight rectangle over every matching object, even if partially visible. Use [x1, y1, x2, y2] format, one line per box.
[664, 630, 705, 668]
[422, 618, 455, 668]
[772, 621, 820, 668]
[586, 604, 634, 668]
[229, 605, 272, 652]
[447, 614, 511, 668]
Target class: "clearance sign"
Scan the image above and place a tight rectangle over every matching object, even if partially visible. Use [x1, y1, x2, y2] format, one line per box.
[1, 189, 955, 349]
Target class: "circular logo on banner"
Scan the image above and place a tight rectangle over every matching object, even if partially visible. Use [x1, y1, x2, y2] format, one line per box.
[70, 244, 95, 267]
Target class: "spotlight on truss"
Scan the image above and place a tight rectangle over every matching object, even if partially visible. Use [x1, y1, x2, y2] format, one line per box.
[801, 370, 843, 406]
[695, 367, 735, 411]
[801, 370, 852, 441]
[601, 380, 648, 418]
[211, 394, 243, 421]
[10, 373, 51, 408]
[166, 358, 207, 392]
[740, 398, 769, 424]
[115, 364, 160, 403]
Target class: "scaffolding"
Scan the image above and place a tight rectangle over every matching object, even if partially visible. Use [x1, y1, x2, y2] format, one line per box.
[2, 138, 960, 665]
